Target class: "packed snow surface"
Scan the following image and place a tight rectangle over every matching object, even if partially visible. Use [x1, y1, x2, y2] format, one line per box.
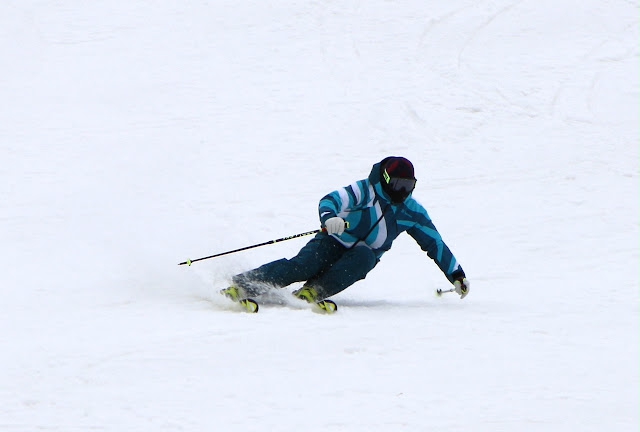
[1, 1, 638, 431]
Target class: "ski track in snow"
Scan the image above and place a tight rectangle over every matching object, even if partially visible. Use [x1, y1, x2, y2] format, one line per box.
[0, 1, 638, 431]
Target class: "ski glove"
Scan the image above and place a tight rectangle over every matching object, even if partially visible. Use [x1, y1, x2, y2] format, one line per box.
[324, 216, 346, 235]
[453, 277, 470, 299]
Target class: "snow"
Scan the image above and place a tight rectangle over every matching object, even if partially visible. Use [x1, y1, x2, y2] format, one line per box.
[1, 1, 638, 431]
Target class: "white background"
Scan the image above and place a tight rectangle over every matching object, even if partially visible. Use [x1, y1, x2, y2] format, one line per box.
[1, 1, 638, 431]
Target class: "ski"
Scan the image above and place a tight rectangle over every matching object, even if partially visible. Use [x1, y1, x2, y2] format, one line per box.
[314, 299, 338, 314]
[238, 298, 259, 313]
[219, 287, 259, 313]
[219, 287, 337, 314]
[291, 286, 338, 314]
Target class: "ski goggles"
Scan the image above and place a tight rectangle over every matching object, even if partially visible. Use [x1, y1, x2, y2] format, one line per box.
[383, 169, 417, 192]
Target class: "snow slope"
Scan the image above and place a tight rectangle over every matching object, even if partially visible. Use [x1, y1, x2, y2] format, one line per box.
[1, 1, 638, 431]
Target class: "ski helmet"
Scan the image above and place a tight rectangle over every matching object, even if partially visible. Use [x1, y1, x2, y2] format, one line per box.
[380, 156, 416, 203]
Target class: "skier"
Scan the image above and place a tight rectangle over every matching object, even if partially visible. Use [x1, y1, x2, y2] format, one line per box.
[221, 156, 470, 312]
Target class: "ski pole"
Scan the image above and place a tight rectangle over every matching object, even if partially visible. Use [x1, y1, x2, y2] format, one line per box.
[179, 229, 321, 266]
[435, 288, 456, 296]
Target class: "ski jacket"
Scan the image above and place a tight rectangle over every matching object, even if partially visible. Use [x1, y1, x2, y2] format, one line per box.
[318, 161, 464, 283]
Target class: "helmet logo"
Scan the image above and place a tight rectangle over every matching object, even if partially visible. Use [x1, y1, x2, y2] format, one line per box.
[383, 169, 391, 184]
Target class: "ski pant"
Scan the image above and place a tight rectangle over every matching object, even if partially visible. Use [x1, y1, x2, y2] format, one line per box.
[232, 232, 378, 299]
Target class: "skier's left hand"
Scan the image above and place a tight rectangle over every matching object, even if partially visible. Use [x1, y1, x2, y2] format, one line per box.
[453, 276, 470, 299]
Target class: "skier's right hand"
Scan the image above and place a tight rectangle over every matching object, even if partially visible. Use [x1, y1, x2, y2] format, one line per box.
[324, 217, 346, 235]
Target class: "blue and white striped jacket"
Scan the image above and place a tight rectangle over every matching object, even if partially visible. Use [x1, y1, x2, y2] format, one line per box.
[318, 161, 464, 283]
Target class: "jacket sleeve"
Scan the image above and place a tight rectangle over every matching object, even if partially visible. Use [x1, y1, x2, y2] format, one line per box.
[318, 179, 371, 226]
[405, 202, 464, 283]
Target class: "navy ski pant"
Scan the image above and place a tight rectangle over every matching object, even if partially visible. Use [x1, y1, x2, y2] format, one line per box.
[232, 232, 377, 299]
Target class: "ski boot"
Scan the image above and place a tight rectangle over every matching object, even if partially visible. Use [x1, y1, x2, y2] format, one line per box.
[220, 286, 259, 313]
[292, 286, 337, 314]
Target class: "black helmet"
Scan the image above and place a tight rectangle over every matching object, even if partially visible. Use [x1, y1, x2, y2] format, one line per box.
[380, 157, 416, 203]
